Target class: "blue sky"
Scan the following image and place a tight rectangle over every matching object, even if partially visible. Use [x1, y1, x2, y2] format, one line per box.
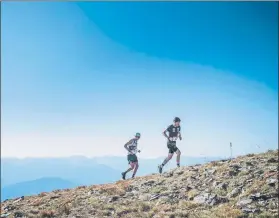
[2, 2, 278, 158]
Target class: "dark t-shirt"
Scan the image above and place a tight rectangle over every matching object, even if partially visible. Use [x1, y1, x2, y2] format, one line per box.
[166, 124, 181, 141]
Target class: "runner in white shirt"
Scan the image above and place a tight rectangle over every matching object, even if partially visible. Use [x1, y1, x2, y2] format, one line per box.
[121, 133, 141, 180]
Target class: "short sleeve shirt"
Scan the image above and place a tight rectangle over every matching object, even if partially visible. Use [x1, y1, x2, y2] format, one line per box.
[166, 124, 181, 141]
[127, 139, 138, 155]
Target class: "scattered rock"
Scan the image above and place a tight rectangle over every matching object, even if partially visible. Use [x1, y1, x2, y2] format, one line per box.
[138, 194, 151, 201]
[189, 166, 199, 172]
[14, 211, 25, 218]
[267, 158, 277, 163]
[245, 161, 254, 166]
[143, 180, 156, 186]
[163, 171, 173, 178]
[219, 159, 229, 163]
[207, 168, 216, 174]
[108, 196, 119, 202]
[242, 207, 260, 214]
[124, 192, 134, 198]
[13, 197, 24, 204]
[0, 213, 11, 218]
[230, 164, 242, 169]
[237, 198, 253, 207]
[149, 194, 161, 201]
[213, 181, 221, 187]
[267, 178, 277, 186]
[186, 185, 194, 191]
[216, 183, 228, 190]
[193, 194, 208, 204]
[268, 166, 277, 172]
[249, 193, 271, 201]
[3, 205, 16, 212]
[174, 169, 184, 176]
[228, 170, 239, 176]
[50, 195, 60, 199]
[246, 179, 253, 183]
[228, 187, 241, 198]
[193, 193, 227, 206]
[155, 196, 171, 205]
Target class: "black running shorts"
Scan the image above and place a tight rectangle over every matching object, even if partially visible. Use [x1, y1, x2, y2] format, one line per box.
[167, 141, 178, 154]
[127, 154, 138, 163]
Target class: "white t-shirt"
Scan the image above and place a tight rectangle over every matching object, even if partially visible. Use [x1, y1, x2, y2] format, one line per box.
[127, 139, 138, 155]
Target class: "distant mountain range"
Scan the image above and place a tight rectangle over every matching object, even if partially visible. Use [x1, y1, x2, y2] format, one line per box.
[1, 157, 122, 187]
[2, 156, 222, 185]
[1, 155, 222, 201]
[1, 177, 76, 201]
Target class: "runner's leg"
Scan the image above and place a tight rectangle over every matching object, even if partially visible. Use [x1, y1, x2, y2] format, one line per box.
[122, 162, 135, 179]
[176, 149, 181, 167]
[126, 162, 135, 173]
[132, 162, 139, 178]
[159, 153, 173, 173]
[162, 153, 173, 166]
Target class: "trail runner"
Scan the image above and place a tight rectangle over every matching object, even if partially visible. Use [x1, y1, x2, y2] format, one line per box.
[122, 133, 141, 180]
[158, 117, 182, 174]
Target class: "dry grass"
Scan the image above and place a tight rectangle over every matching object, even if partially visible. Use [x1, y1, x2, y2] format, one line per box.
[137, 202, 152, 212]
[187, 189, 199, 200]
[213, 188, 228, 196]
[210, 204, 243, 218]
[241, 179, 266, 196]
[58, 203, 71, 215]
[31, 199, 43, 206]
[96, 180, 132, 196]
[38, 192, 48, 197]
[39, 210, 56, 218]
[99, 184, 126, 196]
[178, 200, 201, 210]
[150, 186, 168, 194]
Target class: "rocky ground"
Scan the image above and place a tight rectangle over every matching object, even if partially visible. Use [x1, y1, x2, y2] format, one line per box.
[1, 150, 278, 218]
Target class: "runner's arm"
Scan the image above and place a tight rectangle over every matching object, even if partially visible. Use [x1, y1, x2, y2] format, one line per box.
[178, 131, 182, 140]
[163, 126, 170, 140]
[124, 139, 134, 152]
[178, 126, 182, 140]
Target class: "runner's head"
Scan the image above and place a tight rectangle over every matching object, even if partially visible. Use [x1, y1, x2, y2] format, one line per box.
[173, 117, 181, 126]
[135, 132, 141, 140]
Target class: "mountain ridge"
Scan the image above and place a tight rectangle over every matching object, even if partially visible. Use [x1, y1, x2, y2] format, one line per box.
[1, 156, 222, 187]
[1, 150, 278, 218]
[1, 177, 77, 201]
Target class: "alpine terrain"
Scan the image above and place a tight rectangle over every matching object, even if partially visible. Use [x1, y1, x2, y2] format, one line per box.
[1, 150, 278, 218]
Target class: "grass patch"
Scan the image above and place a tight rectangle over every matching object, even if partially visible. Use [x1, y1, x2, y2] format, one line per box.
[99, 184, 126, 196]
[136, 202, 152, 212]
[58, 204, 70, 215]
[179, 200, 200, 210]
[238, 171, 249, 177]
[40, 210, 56, 218]
[150, 186, 168, 194]
[213, 188, 228, 197]
[211, 204, 243, 218]
[241, 180, 266, 197]
[187, 189, 199, 200]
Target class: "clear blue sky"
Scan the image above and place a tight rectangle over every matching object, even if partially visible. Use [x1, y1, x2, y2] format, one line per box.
[2, 2, 278, 158]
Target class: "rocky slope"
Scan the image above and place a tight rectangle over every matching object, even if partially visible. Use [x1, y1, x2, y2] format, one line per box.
[1, 150, 278, 218]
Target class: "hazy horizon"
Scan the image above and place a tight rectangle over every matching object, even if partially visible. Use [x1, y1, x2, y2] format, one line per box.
[1, 153, 225, 159]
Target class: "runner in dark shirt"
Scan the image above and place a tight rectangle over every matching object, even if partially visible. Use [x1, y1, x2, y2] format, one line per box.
[158, 117, 182, 174]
